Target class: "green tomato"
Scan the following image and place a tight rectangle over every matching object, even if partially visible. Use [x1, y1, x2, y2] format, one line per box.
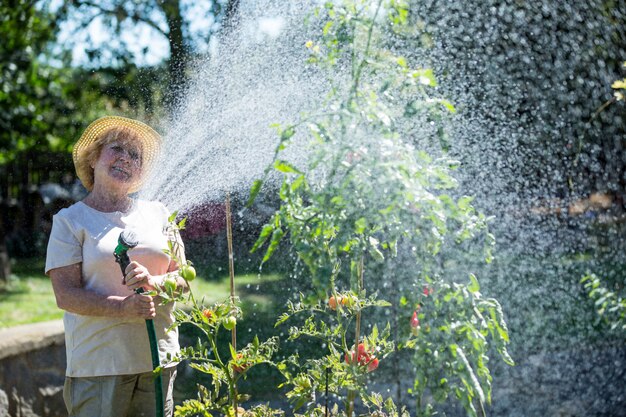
[163, 277, 177, 293]
[222, 316, 237, 330]
[180, 265, 196, 282]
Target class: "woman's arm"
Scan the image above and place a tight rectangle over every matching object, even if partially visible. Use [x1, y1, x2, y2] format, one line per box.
[49, 263, 156, 319]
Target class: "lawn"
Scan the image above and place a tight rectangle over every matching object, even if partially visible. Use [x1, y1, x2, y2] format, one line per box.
[0, 258, 61, 327]
[0, 258, 282, 328]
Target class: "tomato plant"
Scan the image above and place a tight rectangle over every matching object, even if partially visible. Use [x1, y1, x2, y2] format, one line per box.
[401, 276, 513, 416]
[268, 287, 395, 415]
[162, 0, 514, 415]
[248, 0, 512, 416]
[159, 215, 281, 417]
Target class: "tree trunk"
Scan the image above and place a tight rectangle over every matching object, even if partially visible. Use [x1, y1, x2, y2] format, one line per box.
[160, 0, 187, 109]
[223, 0, 241, 33]
[0, 249, 9, 285]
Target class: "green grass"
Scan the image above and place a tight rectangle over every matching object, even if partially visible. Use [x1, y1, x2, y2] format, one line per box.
[186, 272, 283, 314]
[0, 258, 62, 328]
[0, 258, 282, 328]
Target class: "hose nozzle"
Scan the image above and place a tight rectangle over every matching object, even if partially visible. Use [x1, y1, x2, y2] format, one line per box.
[114, 229, 139, 283]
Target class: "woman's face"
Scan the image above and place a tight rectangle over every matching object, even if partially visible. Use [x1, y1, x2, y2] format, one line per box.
[91, 139, 143, 193]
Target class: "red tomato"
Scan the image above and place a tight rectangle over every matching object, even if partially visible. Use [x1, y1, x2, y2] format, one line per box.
[357, 343, 368, 363]
[410, 310, 420, 336]
[367, 358, 379, 372]
[345, 343, 377, 369]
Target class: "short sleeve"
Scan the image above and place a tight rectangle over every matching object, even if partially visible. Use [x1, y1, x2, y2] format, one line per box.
[45, 212, 83, 275]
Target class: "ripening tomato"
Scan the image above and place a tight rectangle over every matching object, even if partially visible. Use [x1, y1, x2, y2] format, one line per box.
[222, 316, 237, 330]
[345, 343, 371, 366]
[341, 294, 355, 308]
[367, 357, 379, 372]
[202, 308, 214, 322]
[232, 353, 248, 373]
[345, 343, 379, 372]
[357, 343, 368, 361]
[328, 296, 338, 310]
[345, 349, 357, 365]
[410, 310, 421, 337]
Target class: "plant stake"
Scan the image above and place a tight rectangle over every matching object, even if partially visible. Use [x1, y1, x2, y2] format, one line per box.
[225, 192, 239, 415]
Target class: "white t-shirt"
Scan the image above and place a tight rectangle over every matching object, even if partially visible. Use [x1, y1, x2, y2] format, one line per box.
[45, 199, 180, 377]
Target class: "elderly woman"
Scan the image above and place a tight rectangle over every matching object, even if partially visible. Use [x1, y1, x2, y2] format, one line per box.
[45, 116, 186, 417]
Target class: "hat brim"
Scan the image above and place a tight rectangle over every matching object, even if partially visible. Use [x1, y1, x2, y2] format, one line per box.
[73, 116, 162, 194]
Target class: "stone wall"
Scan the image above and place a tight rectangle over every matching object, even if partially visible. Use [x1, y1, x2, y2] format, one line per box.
[0, 321, 66, 417]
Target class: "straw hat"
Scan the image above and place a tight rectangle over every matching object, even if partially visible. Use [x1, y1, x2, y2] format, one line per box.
[73, 116, 162, 193]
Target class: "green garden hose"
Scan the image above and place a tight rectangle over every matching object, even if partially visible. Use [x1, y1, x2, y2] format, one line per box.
[114, 230, 164, 417]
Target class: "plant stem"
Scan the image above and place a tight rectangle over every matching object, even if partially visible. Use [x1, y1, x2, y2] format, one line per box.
[348, 0, 384, 105]
[390, 268, 402, 406]
[477, 398, 486, 417]
[229, 384, 238, 417]
[346, 389, 356, 417]
[209, 333, 224, 367]
[348, 255, 365, 417]
[417, 393, 421, 417]
[325, 366, 330, 417]
[354, 256, 364, 346]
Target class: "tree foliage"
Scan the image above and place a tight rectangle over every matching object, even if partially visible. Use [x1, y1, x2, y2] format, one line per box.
[0, 1, 76, 165]
[0, 1, 155, 261]
[55, 0, 240, 106]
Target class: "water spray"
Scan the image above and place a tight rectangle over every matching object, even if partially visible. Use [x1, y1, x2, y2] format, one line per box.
[113, 230, 164, 417]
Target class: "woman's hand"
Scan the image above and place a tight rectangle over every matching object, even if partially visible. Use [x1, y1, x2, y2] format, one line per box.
[121, 292, 156, 319]
[49, 263, 156, 318]
[124, 261, 159, 292]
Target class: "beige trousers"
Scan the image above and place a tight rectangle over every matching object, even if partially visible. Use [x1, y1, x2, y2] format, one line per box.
[63, 367, 176, 417]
